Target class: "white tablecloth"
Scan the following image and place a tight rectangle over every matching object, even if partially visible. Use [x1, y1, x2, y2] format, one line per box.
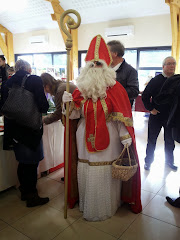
[38, 120, 64, 174]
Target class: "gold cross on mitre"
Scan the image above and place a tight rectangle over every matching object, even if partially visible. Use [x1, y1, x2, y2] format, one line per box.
[87, 134, 95, 148]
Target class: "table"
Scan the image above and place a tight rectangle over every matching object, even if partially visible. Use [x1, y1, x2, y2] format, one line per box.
[0, 121, 65, 191]
[0, 133, 18, 191]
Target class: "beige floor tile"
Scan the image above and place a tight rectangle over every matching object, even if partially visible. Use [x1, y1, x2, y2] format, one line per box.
[140, 161, 166, 193]
[164, 170, 180, 185]
[141, 174, 165, 194]
[143, 195, 180, 227]
[119, 214, 180, 240]
[54, 219, 116, 240]
[0, 220, 8, 231]
[141, 189, 155, 209]
[141, 163, 175, 180]
[37, 177, 64, 200]
[0, 226, 30, 240]
[0, 188, 39, 224]
[47, 192, 64, 211]
[157, 182, 180, 198]
[81, 205, 139, 238]
[47, 168, 64, 182]
[36, 176, 49, 184]
[48, 193, 83, 219]
[12, 204, 77, 240]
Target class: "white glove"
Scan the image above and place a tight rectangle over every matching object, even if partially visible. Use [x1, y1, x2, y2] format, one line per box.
[121, 138, 132, 147]
[62, 91, 73, 103]
[62, 103, 66, 115]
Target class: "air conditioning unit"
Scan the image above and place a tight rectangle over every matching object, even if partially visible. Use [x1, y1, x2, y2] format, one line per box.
[29, 35, 48, 44]
[105, 25, 134, 37]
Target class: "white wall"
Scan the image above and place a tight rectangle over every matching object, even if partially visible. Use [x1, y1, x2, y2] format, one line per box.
[13, 14, 172, 54]
[78, 14, 172, 50]
[13, 29, 66, 54]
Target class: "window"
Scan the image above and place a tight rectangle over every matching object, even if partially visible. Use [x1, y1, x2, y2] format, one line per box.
[138, 70, 162, 91]
[53, 54, 67, 66]
[124, 49, 137, 69]
[17, 55, 33, 67]
[80, 53, 87, 68]
[53, 54, 67, 79]
[138, 48, 171, 91]
[15, 52, 67, 79]
[139, 49, 171, 68]
[34, 54, 52, 67]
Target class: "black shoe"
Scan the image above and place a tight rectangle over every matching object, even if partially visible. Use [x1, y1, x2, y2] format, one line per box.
[166, 162, 178, 171]
[144, 163, 151, 170]
[166, 196, 180, 208]
[19, 186, 27, 201]
[21, 193, 27, 201]
[61, 177, 64, 182]
[26, 193, 49, 208]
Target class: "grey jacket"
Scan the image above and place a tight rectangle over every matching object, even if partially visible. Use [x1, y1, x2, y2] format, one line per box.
[116, 60, 139, 105]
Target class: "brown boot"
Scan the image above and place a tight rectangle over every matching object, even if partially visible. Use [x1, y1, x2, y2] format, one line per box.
[26, 192, 49, 207]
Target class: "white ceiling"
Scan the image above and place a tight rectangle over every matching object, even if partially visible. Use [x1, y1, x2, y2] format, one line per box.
[0, 0, 170, 34]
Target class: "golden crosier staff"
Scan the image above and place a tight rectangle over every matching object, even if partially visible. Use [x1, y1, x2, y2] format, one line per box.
[60, 9, 81, 219]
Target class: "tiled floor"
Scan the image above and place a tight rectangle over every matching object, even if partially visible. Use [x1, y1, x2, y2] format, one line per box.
[0, 112, 180, 240]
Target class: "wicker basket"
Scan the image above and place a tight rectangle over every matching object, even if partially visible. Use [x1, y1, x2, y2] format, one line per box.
[112, 145, 138, 181]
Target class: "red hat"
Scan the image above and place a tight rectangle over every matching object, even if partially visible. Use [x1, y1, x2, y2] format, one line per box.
[85, 35, 112, 66]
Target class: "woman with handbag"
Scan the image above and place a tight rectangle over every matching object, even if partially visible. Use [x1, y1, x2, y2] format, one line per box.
[0, 59, 50, 207]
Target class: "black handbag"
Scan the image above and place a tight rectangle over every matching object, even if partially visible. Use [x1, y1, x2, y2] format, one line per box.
[1, 74, 42, 130]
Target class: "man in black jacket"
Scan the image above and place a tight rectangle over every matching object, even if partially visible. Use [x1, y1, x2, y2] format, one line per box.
[142, 56, 177, 171]
[0, 56, 9, 110]
[107, 40, 139, 106]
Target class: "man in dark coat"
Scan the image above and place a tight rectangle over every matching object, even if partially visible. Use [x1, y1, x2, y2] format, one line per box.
[107, 40, 139, 106]
[155, 74, 180, 208]
[142, 56, 177, 171]
[0, 55, 9, 83]
[0, 55, 9, 111]
[0, 59, 50, 207]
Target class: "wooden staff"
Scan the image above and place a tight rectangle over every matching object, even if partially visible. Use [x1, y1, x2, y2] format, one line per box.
[60, 10, 81, 219]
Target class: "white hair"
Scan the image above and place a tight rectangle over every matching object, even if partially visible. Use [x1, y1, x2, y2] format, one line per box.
[76, 60, 116, 102]
[162, 56, 176, 67]
[15, 59, 31, 72]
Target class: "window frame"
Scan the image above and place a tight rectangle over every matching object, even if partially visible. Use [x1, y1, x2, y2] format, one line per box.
[15, 51, 67, 67]
[78, 46, 172, 70]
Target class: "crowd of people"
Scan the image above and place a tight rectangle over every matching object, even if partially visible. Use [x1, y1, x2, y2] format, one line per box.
[0, 34, 179, 221]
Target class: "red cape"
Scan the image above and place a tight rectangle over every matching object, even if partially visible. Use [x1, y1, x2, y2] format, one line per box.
[69, 82, 142, 213]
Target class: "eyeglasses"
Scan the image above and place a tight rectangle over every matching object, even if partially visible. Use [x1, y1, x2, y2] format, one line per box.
[164, 62, 176, 66]
[94, 61, 102, 66]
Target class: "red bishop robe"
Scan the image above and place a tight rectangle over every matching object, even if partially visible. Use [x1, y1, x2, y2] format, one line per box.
[66, 81, 142, 214]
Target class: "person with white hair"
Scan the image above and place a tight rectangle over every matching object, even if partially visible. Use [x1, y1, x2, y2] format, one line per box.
[63, 35, 142, 221]
[142, 56, 177, 171]
[0, 59, 49, 207]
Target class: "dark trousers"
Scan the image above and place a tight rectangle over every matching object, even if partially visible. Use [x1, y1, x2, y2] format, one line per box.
[145, 114, 175, 165]
[17, 163, 38, 194]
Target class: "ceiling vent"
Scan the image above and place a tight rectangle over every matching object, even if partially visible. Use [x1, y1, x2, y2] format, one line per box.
[29, 35, 48, 44]
[105, 25, 134, 37]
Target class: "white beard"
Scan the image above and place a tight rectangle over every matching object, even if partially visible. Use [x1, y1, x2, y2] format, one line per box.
[76, 60, 116, 102]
